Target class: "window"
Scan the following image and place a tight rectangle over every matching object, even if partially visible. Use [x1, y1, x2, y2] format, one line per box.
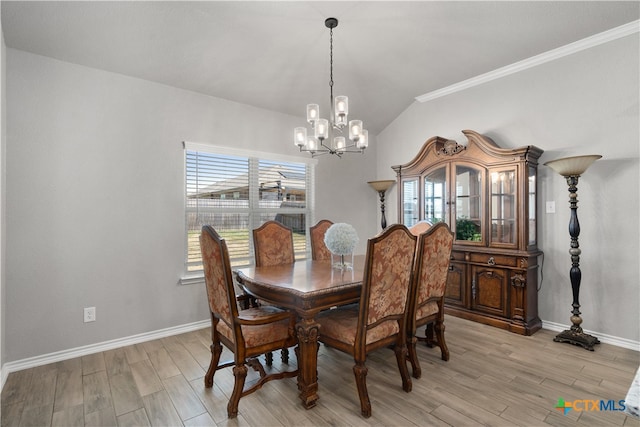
[183, 142, 316, 278]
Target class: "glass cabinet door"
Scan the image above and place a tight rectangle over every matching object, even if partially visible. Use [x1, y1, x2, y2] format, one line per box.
[424, 167, 447, 225]
[528, 166, 537, 246]
[402, 179, 419, 227]
[490, 168, 517, 245]
[455, 165, 482, 242]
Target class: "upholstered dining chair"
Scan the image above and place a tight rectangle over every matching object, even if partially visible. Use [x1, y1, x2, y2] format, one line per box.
[408, 220, 432, 236]
[252, 220, 295, 267]
[407, 222, 454, 379]
[316, 224, 416, 418]
[199, 225, 298, 418]
[309, 219, 333, 260]
[252, 220, 295, 364]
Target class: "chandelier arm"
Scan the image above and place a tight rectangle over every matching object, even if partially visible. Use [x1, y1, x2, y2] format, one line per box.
[320, 140, 332, 151]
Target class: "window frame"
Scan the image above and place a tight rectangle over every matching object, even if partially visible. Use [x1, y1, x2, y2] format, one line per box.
[180, 141, 317, 285]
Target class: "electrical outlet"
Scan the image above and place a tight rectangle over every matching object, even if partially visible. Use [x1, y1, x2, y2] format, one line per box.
[84, 307, 96, 323]
[546, 201, 556, 214]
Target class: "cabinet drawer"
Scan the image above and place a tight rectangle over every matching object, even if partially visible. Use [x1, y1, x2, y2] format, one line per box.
[468, 253, 517, 267]
[450, 251, 466, 262]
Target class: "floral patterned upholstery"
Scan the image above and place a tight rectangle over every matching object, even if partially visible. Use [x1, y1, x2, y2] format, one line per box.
[199, 226, 298, 418]
[408, 220, 432, 236]
[407, 222, 454, 378]
[310, 219, 333, 260]
[316, 224, 416, 418]
[252, 220, 295, 267]
[315, 305, 399, 345]
[200, 226, 233, 328]
[216, 305, 294, 348]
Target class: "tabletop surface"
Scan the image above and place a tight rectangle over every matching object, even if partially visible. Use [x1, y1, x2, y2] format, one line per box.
[234, 255, 366, 298]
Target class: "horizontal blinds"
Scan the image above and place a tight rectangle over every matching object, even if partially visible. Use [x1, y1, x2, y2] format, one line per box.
[185, 146, 312, 272]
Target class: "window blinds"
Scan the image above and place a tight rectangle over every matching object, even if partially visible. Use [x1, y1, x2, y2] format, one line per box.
[184, 143, 315, 272]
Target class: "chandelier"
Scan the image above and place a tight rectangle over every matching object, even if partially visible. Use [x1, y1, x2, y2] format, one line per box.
[294, 17, 368, 158]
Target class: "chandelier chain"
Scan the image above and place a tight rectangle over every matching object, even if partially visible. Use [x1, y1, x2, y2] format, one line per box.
[329, 26, 334, 111]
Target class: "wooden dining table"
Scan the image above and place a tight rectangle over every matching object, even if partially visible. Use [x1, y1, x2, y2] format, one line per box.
[234, 255, 366, 409]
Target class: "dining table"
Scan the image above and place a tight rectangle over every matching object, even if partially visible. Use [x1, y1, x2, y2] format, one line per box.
[234, 255, 366, 409]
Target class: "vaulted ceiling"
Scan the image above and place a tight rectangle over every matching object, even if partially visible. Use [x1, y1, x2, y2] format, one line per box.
[2, 1, 638, 134]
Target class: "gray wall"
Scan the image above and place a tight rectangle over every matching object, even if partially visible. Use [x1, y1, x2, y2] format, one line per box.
[4, 48, 377, 362]
[1, 8, 6, 370]
[377, 35, 639, 342]
[2, 30, 638, 366]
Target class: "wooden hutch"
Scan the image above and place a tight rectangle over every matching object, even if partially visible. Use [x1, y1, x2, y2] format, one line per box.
[392, 130, 543, 335]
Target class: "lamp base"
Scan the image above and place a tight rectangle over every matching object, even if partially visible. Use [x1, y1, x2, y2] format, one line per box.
[554, 329, 600, 351]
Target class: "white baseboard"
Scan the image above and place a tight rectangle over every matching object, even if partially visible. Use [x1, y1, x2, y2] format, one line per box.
[0, 319, 209, 392]
[542, 320, 640, 351]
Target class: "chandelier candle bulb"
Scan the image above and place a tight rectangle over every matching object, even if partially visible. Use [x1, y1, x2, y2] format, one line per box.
[315, 119, 329, 140]
[335, 96, 348, 126]
[334, 136, 346, 152]
[358, 129, 369, 149]
[335, 96, 348, 114]
[307, 104, 319, 123]
[308, 138, 317, 153]
[349, 120, 362, 140]
[294, 127, 307, 147]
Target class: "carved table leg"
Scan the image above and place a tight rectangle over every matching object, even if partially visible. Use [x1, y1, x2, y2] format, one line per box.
[295, 317, 320, 409]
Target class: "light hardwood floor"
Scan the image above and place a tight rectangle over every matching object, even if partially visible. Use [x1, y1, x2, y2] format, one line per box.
[2, 315, 639, 426]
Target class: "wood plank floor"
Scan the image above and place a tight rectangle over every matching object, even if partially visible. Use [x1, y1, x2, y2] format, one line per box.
[2, 316, 639, 426]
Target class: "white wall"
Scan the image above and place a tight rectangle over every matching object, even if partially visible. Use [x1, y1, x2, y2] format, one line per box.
[4, 49, 377, 362]
[377, 35, 639, 342]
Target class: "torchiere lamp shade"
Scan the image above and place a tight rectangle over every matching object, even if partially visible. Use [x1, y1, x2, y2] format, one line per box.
[368, 180, 395, 230]
[544, 155, 602, 176]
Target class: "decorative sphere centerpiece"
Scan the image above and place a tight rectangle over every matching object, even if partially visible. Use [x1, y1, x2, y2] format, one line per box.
[323, 223, 359, 270]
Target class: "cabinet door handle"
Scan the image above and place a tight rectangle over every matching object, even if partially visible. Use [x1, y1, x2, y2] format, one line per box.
[472, 278, 476, 300]
[488, 257, 496, 266]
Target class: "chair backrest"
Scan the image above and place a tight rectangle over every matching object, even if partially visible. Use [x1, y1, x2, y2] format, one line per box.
[252, 220, 295, 267]
[408, 220, 432, 236]
[310, 219, 334, 260]
[200, 226, 239, 332]
[411, 222, 454, 318]
[357, 224, 416, 349]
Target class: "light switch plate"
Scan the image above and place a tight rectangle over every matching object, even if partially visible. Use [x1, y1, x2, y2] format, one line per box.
[546, 201, 556, 214]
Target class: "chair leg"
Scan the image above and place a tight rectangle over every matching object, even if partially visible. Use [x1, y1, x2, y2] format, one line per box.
[407, 335, 421, 379]
[227, 364, 248, 418]
[204, 340, 222, 387]
[205, 317, 222, 388]
[394, 343, 413, 392]
[353, 362, 372, 418]
[281, 347, 289, 364]
[434, 319, 450, 361]
[265, 352, 273, 366]
[425, 322, 436, 347]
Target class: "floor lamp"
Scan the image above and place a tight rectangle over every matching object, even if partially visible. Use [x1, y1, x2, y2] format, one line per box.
[544, 154, 602, 351]
[367, 180, 395, 230]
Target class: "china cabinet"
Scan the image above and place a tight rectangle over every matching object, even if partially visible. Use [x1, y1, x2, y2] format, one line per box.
[392, 130, 543, 335]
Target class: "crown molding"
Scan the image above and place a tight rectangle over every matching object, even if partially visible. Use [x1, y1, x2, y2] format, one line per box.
[416, 20, 640, 103]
